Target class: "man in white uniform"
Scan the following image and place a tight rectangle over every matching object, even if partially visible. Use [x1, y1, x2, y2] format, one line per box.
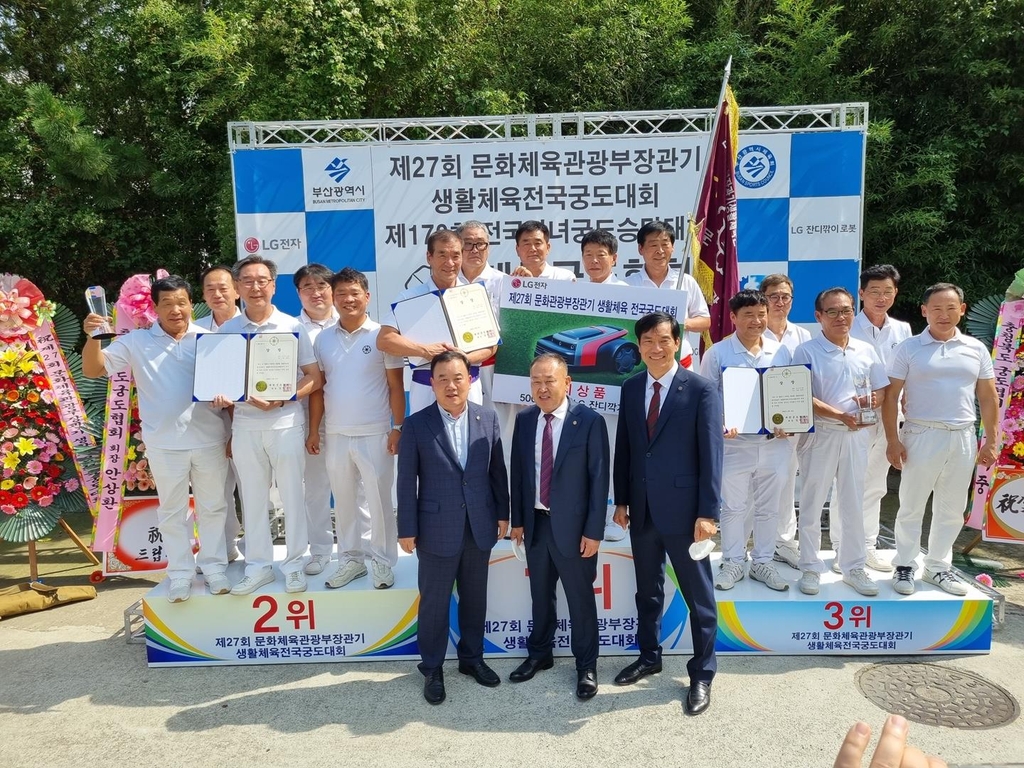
[700, 290, 794, 591]
[509, 220, 578, 281]
[197, 265, 243, 562]
[457, 221, 505, 408]
[379, 230, 497, 414]
[213, 256, 322, 596]
[625, 221, 710, 371]
[884, 283, 999, 595]
[292, 263, 338, 578]
[791, 288, 888, 597]
[760, 274, 812, 569]
[308, 268, 406, 590]
[84, 275, 230, 602]
[839, 264, 912, 573]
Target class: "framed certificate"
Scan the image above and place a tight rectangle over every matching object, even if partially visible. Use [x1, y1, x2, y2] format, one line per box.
[391, 283, 500, 367]
[722, 364, 813, 435]
[192, 332, 299, 402]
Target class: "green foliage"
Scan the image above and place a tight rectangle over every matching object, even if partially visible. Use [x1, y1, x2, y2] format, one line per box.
[0, 0, 1020, 320]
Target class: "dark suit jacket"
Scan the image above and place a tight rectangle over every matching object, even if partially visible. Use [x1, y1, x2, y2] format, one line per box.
[614, 366, 723, 535]
[510, 402, 609, 558]
[397, 401, 510, 558]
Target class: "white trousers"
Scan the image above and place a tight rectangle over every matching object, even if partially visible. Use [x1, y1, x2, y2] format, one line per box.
[479, 363, 496, 410]
[831, 422, 888, 554]
[222, 458, 241, 545]
[775, 448, 800, 552]
[305, 424, 334, 557]
[146, 444, 229, 581]
[326, 432, 398, 567]
[722, 439, 793, 564]
[232, 425, 308, 576]
[894, 421, 977, 572]
[797, 426, 870, 574]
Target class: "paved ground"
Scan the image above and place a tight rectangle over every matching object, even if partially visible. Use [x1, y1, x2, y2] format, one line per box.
[2, 503, 1023, 768]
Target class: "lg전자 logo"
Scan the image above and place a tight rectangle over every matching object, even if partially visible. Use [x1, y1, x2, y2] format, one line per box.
[243, 237, 260, 253]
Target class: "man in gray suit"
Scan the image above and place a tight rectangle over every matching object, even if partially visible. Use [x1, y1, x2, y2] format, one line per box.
[397, 350, 510, 705]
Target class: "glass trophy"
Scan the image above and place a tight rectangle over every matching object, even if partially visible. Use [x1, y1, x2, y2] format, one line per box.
[854, 374, 877, 426]
[85, 286, 116, 340]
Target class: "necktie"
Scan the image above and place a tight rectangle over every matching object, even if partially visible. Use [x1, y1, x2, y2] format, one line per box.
[539, 413, 554, 508]
[647, 381, 662, 440]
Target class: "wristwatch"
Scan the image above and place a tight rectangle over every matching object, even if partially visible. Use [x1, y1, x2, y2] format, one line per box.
[392, 424, 403, 432]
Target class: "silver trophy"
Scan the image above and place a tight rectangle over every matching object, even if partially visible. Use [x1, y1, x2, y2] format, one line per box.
[85, 286, 116, 340]
[854, 374, 877, 426]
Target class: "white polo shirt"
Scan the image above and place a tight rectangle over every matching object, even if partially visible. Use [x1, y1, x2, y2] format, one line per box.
[536, 263, 577, 281]
[300, 308, 338, 345]
[218, 307, 316, 431]
[889, 328, 994, 427]
[764, 322, 812, 355]
[589, 274, 628, 286]
[700, 334, 791, 444]
[315, 318, 404, 436]
[625, 269, 710, 359]
[463, 264, 505, 320]
[195, 308, 241, 332]
[850, 312, 913, 371]
[102, 322, 226, 450]
[791, 333, 888, 425]
[533, 398, 569, 510]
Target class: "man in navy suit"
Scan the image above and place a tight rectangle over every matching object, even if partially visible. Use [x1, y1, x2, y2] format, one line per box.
[508, 354, 609, 699]
[612, 311, 724, 715]
[397, 350, 510, 705]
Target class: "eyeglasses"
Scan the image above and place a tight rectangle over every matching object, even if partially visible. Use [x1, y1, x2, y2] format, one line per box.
[864, 289, 896, 299]
[822, 307, 855, 319]
[462, 241, 489, 252]
[299, 283, 331, 295]
[766, 293, 793, 303]
[238, 278, 272, 288]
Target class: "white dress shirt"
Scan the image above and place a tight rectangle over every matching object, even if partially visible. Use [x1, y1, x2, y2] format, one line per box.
[439, 404, 470, 469]
[645, 361, 680, 415]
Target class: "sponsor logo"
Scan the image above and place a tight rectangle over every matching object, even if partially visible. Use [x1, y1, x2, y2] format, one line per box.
[242, 237, 302, 252]
[736, 145, 777, 189]
[509, 277, 548, 290]
[243, 237, 260, 253]
[325, 157, 351, 183]
[362, 345, 372, 355]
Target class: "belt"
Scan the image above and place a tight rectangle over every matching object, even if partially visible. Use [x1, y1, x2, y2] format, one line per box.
[905, 419, 975, 432]
[534, 507, 550, 517]
[411, 366, 480, 386]
[814, 420, 853, 432]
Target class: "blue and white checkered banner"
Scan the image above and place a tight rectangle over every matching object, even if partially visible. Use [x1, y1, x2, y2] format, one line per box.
[231, 129, 864, 323]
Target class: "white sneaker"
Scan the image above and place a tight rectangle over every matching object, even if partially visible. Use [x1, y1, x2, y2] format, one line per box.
[893, 566, 916, 595]
[285, 571, 307, 593]
[773, 545, 800, 570]
[604, 522, 627, 542]
[865, 548, 895, 573]
[206, 573, 231, 595]
[830, 557, 842, 574]
[167, 579, 192, 603]
[923, 569, 968, 596]
[303, 554, 330, 575]
[798, 571, 820, 595]
[230, 570, 275, 596]
[844, 568, 880, 597]
[714, 560, 745, 590]
[371, 560, 395, 589]
[325, 561, 368, 589]
[749, 562, 789, 591]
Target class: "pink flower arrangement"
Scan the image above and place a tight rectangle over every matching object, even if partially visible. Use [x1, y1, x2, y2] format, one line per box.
[116, 269, 169, 330]
[0, 275, 55, 339]
[998, 341, 1024, 467]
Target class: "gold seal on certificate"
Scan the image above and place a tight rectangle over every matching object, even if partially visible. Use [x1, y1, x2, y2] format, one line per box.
[246, 333, 299, 401]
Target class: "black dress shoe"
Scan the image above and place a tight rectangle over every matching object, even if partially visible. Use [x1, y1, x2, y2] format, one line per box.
[509, 656, 554, 683]
[614, 658, 662, 686]
[576, 669, 598, 700]
[685, 681, 711, 715]
[423, 669, 446, 705]
[458, 660, 501, 687]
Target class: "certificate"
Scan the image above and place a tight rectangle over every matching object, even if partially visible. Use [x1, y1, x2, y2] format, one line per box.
[391, 283, 501, 367]
[722, 364, 813, 435]
[192, 332, 298, 402]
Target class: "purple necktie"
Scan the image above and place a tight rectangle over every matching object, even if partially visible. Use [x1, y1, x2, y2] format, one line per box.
[647, 381, 662, 440]
[540, 413, 554, 508]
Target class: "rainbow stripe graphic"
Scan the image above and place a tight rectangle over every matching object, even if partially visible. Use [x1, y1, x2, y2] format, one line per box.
[925, 600, 992, 652]
[716, 602, 771, 652]
[144, 601, 220, 664]
[353, 597, 421, 657]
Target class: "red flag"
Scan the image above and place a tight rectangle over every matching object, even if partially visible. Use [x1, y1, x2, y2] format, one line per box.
[693, 86, 740, 350]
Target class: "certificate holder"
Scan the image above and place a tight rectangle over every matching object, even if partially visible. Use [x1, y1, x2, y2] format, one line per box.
[391, 283, 501, 367]
[192, 332, 299, 402]
[721, 364, 813, 435]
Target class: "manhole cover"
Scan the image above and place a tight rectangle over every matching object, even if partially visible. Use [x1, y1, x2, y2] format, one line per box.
[856, 663, 1019, 729]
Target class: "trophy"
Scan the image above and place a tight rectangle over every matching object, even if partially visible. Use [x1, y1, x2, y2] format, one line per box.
[85, 286, 116, 340]
[854, 374, 877, 426]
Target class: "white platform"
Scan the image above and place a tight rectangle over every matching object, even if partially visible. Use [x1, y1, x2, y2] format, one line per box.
[143, 542, 993, 666]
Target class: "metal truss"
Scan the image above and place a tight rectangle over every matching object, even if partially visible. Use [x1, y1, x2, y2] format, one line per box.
[228, 103, 868, 149]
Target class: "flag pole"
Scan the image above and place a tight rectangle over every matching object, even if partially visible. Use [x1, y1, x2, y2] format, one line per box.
[675, 56, 733, 291]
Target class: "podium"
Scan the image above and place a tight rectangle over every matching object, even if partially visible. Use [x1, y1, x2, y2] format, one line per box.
[143, 540, 992, 667]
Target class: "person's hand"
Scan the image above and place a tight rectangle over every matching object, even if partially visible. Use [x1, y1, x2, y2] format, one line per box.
[420, 342, 454, 360]
[833, 715, 947, 768]
[212, 394, 234, 410]
[886, 439, 907, 470]
[772, 427, 790, 439]
[724, 427, 738, 439]
[510, 265, 533, 277]
[580, 536, 600, 558]
[246, 396, 280, 412]
[83, 313, 112, 336]
[497, 520, 509, 540]
[399, 537, 416, 554]
[225, 441, 232, 460]
[387, 429, 401, 456]
[613, 505, 629, 530]
[694, 517, 717, 542]
[977, 439, 998, 467]
[838, 411, 863, 430]
[510, 526, 524, 545]
[305, 432, 320, 455]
